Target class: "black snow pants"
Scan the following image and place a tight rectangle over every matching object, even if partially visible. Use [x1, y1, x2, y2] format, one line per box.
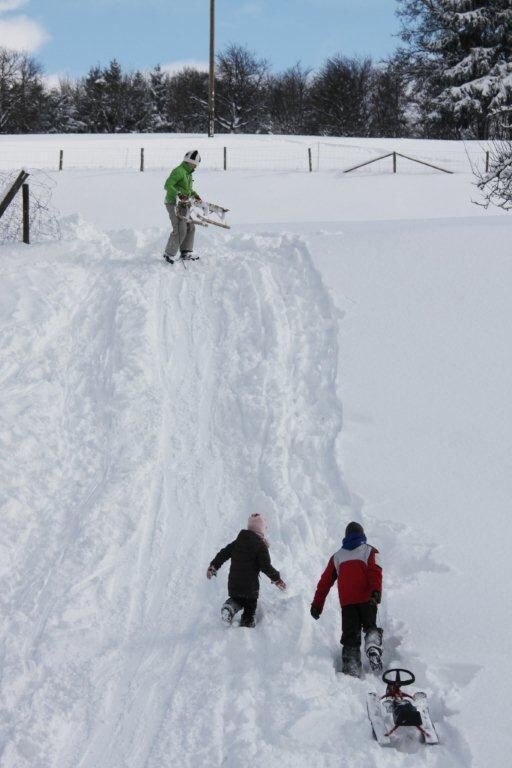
[228, 595, 258, 624]
[341, 602, 378, 647]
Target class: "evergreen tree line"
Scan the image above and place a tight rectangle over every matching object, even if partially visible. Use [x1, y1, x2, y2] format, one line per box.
[1, 1, 511, 139]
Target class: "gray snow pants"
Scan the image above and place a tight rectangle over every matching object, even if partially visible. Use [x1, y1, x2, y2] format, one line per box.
[164, 203, 195, 258]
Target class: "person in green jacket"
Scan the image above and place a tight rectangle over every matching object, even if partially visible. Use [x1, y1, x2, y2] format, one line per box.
[163, 150, 202, 264]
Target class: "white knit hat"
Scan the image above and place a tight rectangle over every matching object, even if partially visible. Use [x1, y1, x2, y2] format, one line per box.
[247, 513, 266, 537]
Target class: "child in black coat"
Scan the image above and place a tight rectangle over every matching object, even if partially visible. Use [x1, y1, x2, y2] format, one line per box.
[207, 514, 286, 627]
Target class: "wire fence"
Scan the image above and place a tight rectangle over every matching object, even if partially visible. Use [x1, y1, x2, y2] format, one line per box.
[0, 139, 492, 175]
[0, 169, 60, 244]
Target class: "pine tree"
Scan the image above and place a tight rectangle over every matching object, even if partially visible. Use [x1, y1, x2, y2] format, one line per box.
[102, 59, 130, 132]
[126, 71, 152, 132]
[79, 65, 109, 132]
[79, 60, 134, 132]
[397, 0, 512, 138]
[149, 65, 172, 132]
[43, 82, 86, 133]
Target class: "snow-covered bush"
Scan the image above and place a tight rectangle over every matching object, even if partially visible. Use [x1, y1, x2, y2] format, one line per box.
[474, 140, 512, 210]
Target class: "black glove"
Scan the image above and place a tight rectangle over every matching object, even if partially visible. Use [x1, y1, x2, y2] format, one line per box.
[206, 565, 217, 580]
[310, 604, 322, 620]
[370, 590, 381, 606]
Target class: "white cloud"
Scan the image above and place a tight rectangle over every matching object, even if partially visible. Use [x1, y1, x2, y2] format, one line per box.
[0, 14, 49, 52]
[0, 1, 49, 53]
[0, 0, 29, 11]
[43, 71, 65, 90]
[161, 59, 208, 75]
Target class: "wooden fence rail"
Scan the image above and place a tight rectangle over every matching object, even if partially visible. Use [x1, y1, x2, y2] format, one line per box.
[343, 151, 453, 175]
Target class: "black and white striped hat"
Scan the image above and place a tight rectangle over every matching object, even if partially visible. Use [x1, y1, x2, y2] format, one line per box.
[184, 150, 201, 166]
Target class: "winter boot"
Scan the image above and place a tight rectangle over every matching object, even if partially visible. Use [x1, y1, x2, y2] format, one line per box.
[364, 627, 383, 672]
[342, 646, 362, 677]
[163, 252, 175, 264]
[221, 598, 241, 625]
[239, 615, 256, 628]
[181, 251, 199, 261]
[367, 647, 383, 673]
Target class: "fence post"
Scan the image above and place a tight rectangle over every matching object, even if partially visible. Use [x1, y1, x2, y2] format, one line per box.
[59, 149, 64, 171]
[22, 183, 30, 244]
[223, 146, 227, 170]
[393, 152, 397, 173]
[0, 170, 29, 219]
[308, 147, 312, 173]
[485, 150, 490, 173]
[140, 148, 144, 172]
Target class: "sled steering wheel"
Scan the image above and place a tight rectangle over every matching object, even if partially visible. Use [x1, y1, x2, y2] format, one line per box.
[382, 668, 415, 687]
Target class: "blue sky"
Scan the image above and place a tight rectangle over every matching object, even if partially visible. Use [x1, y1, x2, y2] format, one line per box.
[0, 1, 400, 82]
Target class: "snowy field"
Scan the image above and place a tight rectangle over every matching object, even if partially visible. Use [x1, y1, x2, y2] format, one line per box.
[1, 135, 512, 768]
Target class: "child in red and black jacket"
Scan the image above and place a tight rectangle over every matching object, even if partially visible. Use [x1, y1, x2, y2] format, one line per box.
[310, 521, 383, 676]
[207, 513, 286, 628]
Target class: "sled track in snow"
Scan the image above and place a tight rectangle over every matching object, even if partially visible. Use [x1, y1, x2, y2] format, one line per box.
[0, 227, 471, 767]
[121, 232, 352, 768]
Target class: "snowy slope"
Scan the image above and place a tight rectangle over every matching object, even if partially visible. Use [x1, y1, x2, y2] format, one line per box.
[312, 216, 512, 768]
[1, 224, 350, 767]
[1, 143, 512, 767]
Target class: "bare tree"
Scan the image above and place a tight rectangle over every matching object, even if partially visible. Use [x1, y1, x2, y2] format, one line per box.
[369, 60, 409, 138]
[475, 139, 512, 210]
[268, 63, 311, 135]
[308, 56, 374, 136]
[0, 48, 48, 133]
[216, 44, 270, 133]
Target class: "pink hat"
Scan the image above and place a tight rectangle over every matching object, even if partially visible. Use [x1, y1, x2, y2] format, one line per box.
[247, 513, 266, 537]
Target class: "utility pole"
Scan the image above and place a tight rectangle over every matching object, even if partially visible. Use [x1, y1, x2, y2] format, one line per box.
[208, 0, 215, 137]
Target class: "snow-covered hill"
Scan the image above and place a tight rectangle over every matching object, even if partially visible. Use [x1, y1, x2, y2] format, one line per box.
[1, 140, 511, 767]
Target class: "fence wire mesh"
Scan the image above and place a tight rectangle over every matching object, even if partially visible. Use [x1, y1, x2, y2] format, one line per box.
[0, 169, 60, 244]
[0, 139, 491, 175]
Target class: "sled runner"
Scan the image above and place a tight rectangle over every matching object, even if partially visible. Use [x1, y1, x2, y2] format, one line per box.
[176, 199, 231, 229]
[367, 668, 439, 746]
